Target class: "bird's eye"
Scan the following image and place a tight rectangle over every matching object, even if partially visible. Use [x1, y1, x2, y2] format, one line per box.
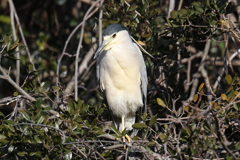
[112, 33, 116, 38]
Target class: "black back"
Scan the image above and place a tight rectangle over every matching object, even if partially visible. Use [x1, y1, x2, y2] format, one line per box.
[103, 24, 127, 37]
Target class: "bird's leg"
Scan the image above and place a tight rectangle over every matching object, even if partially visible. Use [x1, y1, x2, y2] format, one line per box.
[122, 115, 125, 132]
[121, 115, 131, 149]
[121, 115, 126, 149]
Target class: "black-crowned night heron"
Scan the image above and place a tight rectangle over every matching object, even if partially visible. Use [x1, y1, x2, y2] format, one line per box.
[94, 24, 147, 137]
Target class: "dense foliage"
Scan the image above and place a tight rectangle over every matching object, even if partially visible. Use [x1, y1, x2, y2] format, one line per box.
[0, 0, 240, 159]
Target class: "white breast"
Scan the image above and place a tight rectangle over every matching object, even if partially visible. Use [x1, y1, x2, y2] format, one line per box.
[97, 37, 146, 130]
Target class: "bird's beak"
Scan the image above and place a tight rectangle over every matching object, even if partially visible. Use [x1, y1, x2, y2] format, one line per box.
[93, 38, 112, 59]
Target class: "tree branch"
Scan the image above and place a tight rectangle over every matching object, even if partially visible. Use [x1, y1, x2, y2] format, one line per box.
[0, 66, 36, 102]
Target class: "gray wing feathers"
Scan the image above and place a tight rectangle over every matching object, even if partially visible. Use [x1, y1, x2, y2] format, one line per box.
[96, 57, 104, 92]
[96, 60, 99, 81]
[141, 64, 148, 107]
[133, 43, 148, 107]
[132, 43, 147, 136]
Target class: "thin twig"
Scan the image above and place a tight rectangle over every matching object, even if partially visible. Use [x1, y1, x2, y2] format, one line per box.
[56, 2, 101, 102]
[72, 145, 88, 158]
[0, 66, 36, 102]
[213, 30, 229, 91]
[177, 0, 183, 10]
[212, 113, 238, 160]
[124, 0, 150, 24]
[74, 0, 103, 101]
[187, 39, 211, 101]
[64, 43, 97, 94]
[98, 0, 103, 45]
[8, 0, 20, 85]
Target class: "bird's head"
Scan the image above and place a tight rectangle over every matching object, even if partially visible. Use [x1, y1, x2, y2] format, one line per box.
[94, 24, 129, 59]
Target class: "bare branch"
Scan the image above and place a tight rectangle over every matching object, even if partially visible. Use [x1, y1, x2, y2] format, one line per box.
[74, 0, 103, 101]
[168, 0, 175, 17]
[8, 0, 20, 85]
[187, 39, 211, 101]
[0, 66, 36, 102]
[64, 43, 97, 94]
[56, 1, 101, 102]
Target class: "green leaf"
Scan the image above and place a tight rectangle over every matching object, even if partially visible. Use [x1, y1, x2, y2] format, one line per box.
[52, 86, 61, 92]
[27, 63, 34, 72]
[198, 83, 204, 91]
[149, 114, 157, 127]
[36, 99, 42, 108]
[159, 133, 167, 140]
[156, 98, 166, 107]
[4, 120, 16, 132]
[142, 112, 147, 120]
[170, 10, 178, 19]
[43, 115, 50, 124]
[43, 144, 50, 149]
[0, 111, 4, 117]
[13, 91, 19, 96]
[148, 141, 156, 146]
[142, 33, 152, 38]
[35, 151, 42, 157]
[192, 2, 204, 13]
[232, 75, 237, 84]
[227, 89, 235, 98]
[145, 146, 153, 152]
[29, 152, 36, 156]
[164, 124, 168, 130]
[0, 134, 9, 143]
[130, 13, 137, 20]
[36, 114, 45, 124]
[132, 123, 147, 129]
[0, 134, 7, 139]
[221, 94, 227, 100]
[0, 15, 11, 24]
[19, 111, 31, 121]
[234, 142, 240, 149]
[121, 128, 127, 136]
[6, 55, 20, 60]
[179, 9, 187, 15]
[91, 118, 97, 128]
[9, 39, 19, 51]
[225, 74, 232, 85]
[64, 151, 72, 160]
[34, 135, 42, 143]
[17, 151, 28, 157]
[128, 5, 138, 12]
[109, 20, 119, 24]
[193, 94, 198, 102]
[109, 125, 121, 134]
[227, 86, 233, 93]
[163, 17, 171, 26]
[233, 103, 239, 111]
[159, 24, 166, 29]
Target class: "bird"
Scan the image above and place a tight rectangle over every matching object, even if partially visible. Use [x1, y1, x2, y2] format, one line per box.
[94, 23, 147, 136]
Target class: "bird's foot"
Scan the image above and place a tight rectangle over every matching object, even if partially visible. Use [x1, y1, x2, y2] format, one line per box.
[122, 134, 131, 150]
[125, 134, 131, 143]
